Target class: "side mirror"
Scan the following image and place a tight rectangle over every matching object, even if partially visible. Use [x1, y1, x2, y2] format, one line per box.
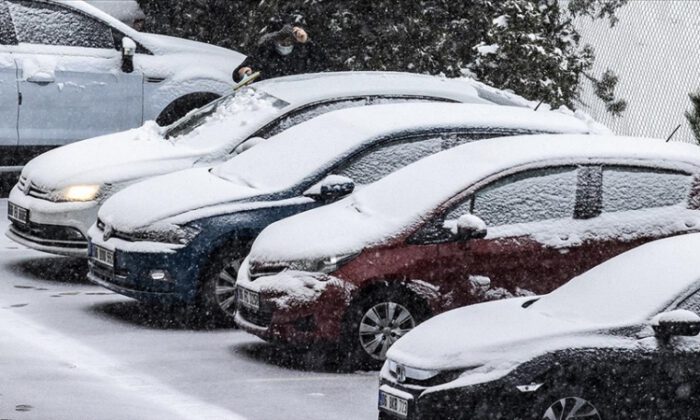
[304, 175, 355, 202]
[122, 37, 136, 73]
[651, 310, 700, 339]
[443, 214, 487, 241]
[233, 137, 265, 155]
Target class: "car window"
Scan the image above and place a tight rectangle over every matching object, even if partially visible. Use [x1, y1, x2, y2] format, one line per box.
[333, 135, 445, 185]
[251, 96, 456, 139]
[8, 0, 115, 49]
[0, 2, 17, 45]
[471, 166, 578, 227]
[677, 289, 700, 316]
[601, 166, 692, 213]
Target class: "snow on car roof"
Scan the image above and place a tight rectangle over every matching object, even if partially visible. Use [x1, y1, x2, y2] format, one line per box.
[250, 134, 700, 262]
[213, 102, 595, 192]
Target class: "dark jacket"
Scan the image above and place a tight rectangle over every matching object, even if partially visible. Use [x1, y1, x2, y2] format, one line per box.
[234, 26, 326, 82]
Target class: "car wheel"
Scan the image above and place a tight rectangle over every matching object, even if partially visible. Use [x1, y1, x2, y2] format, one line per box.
[196, 244, 246, 326]
[342, 288, 426, 368]
[542, 396, 601, 420]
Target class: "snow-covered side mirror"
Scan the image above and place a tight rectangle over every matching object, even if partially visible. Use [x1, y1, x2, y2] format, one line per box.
[443, 214, 487, 241]
[233, 137, 266, 155]
[651, 310, 700, 339]
[304, 175, 355, 203]
[122, 37, 136, 73]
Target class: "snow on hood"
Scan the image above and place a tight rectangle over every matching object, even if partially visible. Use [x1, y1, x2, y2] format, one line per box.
[21, 123, 201, 189]
[97, 167, 260, 231]
[250, 135, 700, 263]
[388, 233, 700, 372]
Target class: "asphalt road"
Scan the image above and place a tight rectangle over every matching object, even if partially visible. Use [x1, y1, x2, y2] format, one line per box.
[0, 200, 379, 420]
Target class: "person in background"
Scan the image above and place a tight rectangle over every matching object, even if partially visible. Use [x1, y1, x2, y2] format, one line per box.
[234, 24, 325, 83]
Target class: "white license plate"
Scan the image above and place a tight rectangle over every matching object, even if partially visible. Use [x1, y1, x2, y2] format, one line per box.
[238, 288, 260, 311]
[379, 390, 409, 418]
[93, 245, 114, 268]
[8, 202, 29, 224]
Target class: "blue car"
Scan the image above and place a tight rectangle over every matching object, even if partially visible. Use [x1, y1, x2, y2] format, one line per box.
[87, 102, 601, 322]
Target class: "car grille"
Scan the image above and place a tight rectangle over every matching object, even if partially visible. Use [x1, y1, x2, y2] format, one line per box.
[10, 221, 87, 249]
[17, 177, 52, 201]
[238, 305, 273, 328]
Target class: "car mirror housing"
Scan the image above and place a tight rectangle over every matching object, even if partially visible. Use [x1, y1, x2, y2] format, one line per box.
[122, 37, 136, 73]
[303, 175, 355, 202]
[651, 309, 700, 339]
[443, 214, 487, 241]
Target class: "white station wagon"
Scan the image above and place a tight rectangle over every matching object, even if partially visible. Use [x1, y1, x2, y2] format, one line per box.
[0, 0, 246, 169]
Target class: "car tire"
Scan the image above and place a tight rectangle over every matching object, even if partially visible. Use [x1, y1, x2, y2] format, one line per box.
[540, 395, 602, 420]
[194, 242, 247, 327]
[341, 286, 428, 369]
[156, 92, 221, 126]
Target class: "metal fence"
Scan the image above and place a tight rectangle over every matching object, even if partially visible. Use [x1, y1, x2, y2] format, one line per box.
[575, 1, 700, 143]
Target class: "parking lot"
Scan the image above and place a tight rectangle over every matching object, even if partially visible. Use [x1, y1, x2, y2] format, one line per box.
[0, 200, 378, 420]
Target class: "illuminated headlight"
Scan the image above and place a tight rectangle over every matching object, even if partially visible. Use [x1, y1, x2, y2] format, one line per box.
[290, 251, 361, 274]
[54, 184, 102, 202]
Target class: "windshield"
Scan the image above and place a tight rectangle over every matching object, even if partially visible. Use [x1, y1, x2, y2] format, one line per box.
[164, 87, 290, 140]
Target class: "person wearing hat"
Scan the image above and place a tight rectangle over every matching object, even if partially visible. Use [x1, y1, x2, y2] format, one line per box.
[234, 24, 325, 83]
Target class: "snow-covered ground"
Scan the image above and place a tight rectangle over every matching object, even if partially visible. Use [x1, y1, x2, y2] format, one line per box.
[0, 201, 377, 420]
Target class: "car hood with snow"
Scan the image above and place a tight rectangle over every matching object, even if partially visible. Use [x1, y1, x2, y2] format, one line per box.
[386, 233, 700, 380]
[96, 102, 598, 233]
[249, 135, 700, 263]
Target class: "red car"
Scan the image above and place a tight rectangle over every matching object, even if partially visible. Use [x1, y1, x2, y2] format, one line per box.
[236, 134, 700, 365]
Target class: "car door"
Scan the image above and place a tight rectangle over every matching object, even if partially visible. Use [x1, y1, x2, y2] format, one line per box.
[0, 1, 18, 157]
[566, 164, 698, 274]
[7, 0, 143, 151]
[430, 165, 581, 308]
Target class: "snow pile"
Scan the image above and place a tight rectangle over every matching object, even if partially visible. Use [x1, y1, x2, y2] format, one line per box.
[250, 134, 700, 263]
[388, 233, 700, 383]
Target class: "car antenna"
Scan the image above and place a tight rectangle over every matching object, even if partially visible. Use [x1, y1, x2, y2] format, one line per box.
[534, 100, 544, 111]
[666, 124, 682, 143]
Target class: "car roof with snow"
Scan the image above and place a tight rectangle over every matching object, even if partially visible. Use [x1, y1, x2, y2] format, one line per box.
[387, 233, 700, 371]
[250, 134, 700, 262]
[212, 102, 597, 191]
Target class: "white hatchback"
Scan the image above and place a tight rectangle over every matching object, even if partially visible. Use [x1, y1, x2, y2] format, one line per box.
[0, 0, 246, 170]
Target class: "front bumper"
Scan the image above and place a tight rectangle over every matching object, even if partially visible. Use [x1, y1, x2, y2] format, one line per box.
[6, 185, 98, 256]
[235, 268, 352, 346]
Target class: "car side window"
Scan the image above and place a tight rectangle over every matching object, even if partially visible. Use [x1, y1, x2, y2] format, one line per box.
[333, 135, 445, 186]
[471, 166, 578, 227]
[677, 290, 700, 316]
[8, 0, 115, 49]
[601, 166, 692, 213]
[250, 96, 457, 140]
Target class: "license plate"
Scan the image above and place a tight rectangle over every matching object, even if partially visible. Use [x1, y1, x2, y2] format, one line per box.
[379, 390, 409, 418]
[93, 245, 114, 268]
[238, 288, 260, 311]
[8, 202, 29, 224]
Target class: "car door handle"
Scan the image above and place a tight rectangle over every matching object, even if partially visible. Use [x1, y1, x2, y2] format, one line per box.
[26, 73, 55, 84]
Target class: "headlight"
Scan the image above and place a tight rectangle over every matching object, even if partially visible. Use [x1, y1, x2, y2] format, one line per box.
[386, 359, 472, 385]
[291, 251, 361, 274]
[135, 225, 201, 245]
[55, 184, 102, 202]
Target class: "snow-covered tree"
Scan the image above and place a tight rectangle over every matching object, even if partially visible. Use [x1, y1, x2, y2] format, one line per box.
[138, 0, 626, 110]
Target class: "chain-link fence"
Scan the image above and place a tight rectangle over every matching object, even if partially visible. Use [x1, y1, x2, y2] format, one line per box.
[575, 1, 700, 143]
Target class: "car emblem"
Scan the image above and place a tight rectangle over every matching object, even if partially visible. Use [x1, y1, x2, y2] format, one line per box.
[396, 364, 406, 383]
[103, 225, 113, 241]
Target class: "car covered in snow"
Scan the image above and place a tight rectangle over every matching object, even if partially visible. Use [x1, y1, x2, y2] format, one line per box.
[7, 71, 548, 257]
[236, 134, 700, 365]
[378, 233, 700, 419]
[86, 102, 601, 323]
[0, 0, 246, 170]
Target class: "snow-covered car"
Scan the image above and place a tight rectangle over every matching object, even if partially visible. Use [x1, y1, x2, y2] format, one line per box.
[86, 102, 601, 324]
[378, 233, 700, 420]
[6, 71, 552, 257]
[0, 0, 246, 169]
[236, 134, 700, 365]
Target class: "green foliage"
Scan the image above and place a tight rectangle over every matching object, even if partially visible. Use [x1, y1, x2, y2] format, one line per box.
[588, 69, 627, 117]
[686, 91, 700, 144]
[567, 0, 629, 26]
